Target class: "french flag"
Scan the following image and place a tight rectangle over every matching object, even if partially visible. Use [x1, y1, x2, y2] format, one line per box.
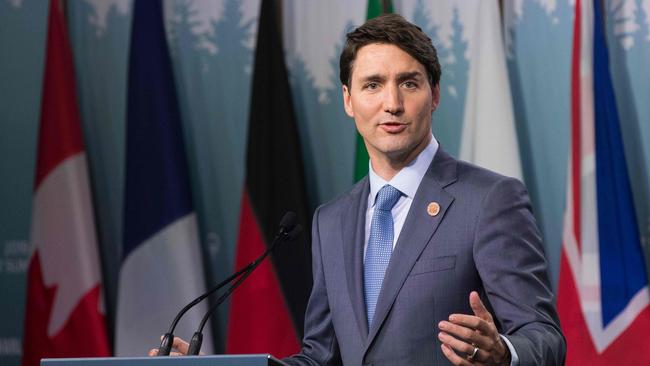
[21, 1, 110, 365]
[557, 0, 650, 364]
[114, 0, 213, 356]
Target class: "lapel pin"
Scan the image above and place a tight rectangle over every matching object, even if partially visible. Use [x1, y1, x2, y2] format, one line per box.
[427, 202, 440, 217]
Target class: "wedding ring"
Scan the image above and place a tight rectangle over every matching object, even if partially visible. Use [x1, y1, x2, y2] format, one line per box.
[467, 346, 479, 361]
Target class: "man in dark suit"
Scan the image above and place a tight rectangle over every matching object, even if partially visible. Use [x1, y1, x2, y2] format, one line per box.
[151, 13, 565, 366]
[283, 14, 565, 366]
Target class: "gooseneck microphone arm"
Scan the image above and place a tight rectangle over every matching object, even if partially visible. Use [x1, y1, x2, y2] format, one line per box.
[185, 223, 303, 355]
[156, 211, 298, 356]
[157, 261, 255, 356]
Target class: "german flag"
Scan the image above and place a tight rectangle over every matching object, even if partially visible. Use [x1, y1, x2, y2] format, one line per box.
[226, 0, 312, 357]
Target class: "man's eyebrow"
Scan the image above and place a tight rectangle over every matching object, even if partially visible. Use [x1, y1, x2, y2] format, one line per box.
[359, 74, 386, 83]
[356, 71, 425, 85]
[396, 71, 425, 82]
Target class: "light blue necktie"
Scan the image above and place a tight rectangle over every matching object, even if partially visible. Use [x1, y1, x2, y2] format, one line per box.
[364, 184, 402, 327]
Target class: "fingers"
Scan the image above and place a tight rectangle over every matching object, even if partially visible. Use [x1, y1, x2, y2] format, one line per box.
[469, 291, 492, 322]
[439, 320, 491, 349]
[172, 336, 190, 355]
[438, 293, 506, 365]
[440, 343, 484, 366]
[148, 346, 187, 357]
[151, 335, 190, 356]
[446, 314, 492, 334]
[440, 343, 468, 365]
[438, 331, 477, 355]
[439, 331, 491, 364]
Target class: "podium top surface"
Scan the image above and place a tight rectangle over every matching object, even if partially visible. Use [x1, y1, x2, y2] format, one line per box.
[41, 354, 288, 366]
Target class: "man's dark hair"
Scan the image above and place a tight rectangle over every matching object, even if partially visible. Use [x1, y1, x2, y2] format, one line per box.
[339, 14, 441, 89]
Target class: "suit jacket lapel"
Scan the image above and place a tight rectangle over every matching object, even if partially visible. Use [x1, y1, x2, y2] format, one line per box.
[341, 178, 370, 338]
[364, 148, 458, 350]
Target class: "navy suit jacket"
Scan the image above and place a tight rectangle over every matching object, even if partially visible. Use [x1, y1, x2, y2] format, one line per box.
[284, 148, 565, 366]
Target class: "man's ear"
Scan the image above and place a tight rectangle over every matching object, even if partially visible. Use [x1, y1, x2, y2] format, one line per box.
[342, 85, 354, 118]
[431, 84, 440, 112]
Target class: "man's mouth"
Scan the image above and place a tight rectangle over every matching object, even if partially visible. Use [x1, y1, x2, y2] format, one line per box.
[379, 122, 408, 133]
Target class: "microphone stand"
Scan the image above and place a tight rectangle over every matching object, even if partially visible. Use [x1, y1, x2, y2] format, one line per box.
[186, 225, 302, 355]
[157, 261, 255, 356]
[157, 212, 298, 356]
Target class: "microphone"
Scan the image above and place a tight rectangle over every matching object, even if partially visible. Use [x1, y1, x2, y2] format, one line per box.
[278, 211, 297, 233]
[185, 221, 303, 355]
[156, 212, 299, 356]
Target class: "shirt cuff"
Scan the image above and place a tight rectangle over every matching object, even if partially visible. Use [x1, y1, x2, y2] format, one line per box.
[499, 334, 519, 366]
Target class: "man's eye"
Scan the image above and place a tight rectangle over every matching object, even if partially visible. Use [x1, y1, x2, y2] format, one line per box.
[364, 82, 379, 90]
[403, 81, 418, 89]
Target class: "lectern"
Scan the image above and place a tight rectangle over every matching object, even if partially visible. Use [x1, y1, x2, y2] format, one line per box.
[41, 354, 288, 366]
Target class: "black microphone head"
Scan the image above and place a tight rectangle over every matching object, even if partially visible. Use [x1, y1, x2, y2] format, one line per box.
[279, 211, 297, 233]
[286, 224, 303, 241]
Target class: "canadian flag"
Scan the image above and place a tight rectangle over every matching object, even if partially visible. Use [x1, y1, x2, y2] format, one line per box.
[21, 1, 110, 365]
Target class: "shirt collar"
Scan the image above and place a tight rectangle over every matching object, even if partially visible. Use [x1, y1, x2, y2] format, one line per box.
[368, 135, 439, 207]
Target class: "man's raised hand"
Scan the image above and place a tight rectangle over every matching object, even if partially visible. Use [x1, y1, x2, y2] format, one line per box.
[438, 291, 510, 365]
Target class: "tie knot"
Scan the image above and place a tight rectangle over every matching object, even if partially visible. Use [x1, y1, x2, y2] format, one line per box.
[375, 184, 402, 212]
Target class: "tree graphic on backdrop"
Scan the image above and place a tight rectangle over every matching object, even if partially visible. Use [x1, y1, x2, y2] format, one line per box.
[637, 0, 650, 43]
[287, 53, 323, 208]
[167, 0, 257, 350]
[168, 0, 203, 60]
[445, 6, 469, 125]
[322, 21, 361, 196]
[504, 0, 571, 264]
[411, 0, 468, 157]
[287, 20, 357, 207]
[209, 0, 254, 78]
[73, 0, 131, 336]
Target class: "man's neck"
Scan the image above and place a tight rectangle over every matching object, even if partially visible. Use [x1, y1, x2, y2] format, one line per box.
[370, 134, 432, 181]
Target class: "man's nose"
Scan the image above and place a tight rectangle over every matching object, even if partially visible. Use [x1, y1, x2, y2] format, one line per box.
[383, 84, 404, 115]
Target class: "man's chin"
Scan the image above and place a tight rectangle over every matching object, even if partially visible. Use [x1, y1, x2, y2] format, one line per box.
[377, 145, 413, 162]
[375, 138, 429, 163]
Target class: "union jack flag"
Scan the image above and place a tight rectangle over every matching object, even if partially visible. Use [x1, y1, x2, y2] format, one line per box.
[557, 0, 650, 364]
